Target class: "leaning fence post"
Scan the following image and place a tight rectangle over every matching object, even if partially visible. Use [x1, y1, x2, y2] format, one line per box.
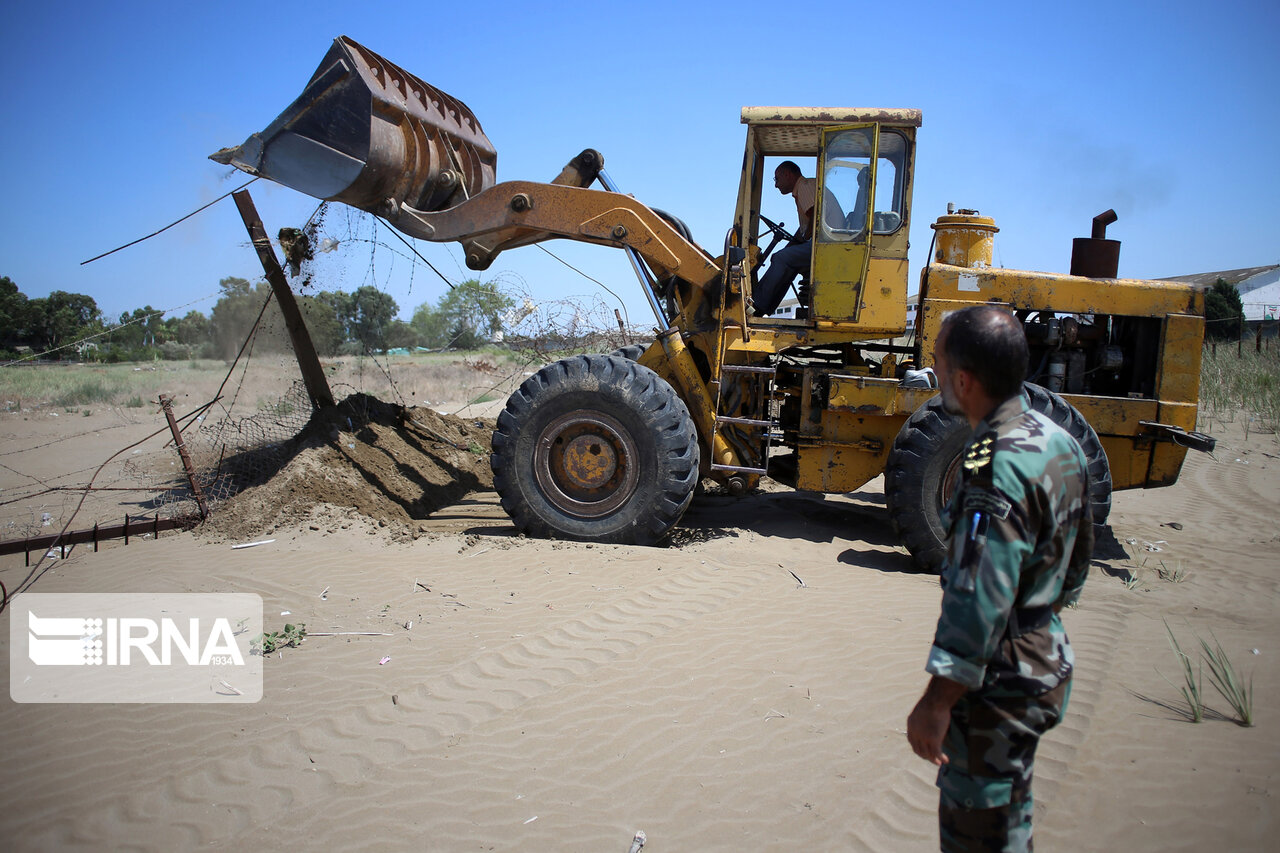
[231, 188, 335, 409]
[159, 395, 210, 520]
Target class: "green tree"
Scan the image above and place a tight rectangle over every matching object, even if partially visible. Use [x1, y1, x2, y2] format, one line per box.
[112, 306, 165, 349]
[172, 310, 210, 347]
[410, 279, 515, 350]
[385, 319, 420, 350]
[29, 291, 101, 355]
[0, 276, 33, 348]
[1205, 278, 1245, 341]
[299, 293, 345, 356]
[410, 302, 450, 349]
[346, 285, 398, 351]
[209, 277, 294, 358]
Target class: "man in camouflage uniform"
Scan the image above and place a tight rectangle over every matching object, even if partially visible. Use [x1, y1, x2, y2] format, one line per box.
[907, 305, 1094, 852]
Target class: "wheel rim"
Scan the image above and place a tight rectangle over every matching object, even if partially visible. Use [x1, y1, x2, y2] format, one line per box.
[533, 410, 639, 518]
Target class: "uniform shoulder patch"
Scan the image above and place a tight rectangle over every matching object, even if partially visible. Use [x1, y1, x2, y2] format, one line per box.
[963, 488, 1012, 520]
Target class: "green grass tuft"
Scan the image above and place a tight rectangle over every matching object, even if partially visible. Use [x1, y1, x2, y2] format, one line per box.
[1198, 629, 1254, 726]
[1162, 619, 1204, 723]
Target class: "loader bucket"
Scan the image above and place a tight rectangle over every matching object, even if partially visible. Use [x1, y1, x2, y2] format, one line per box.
[211, 36, 496, 215]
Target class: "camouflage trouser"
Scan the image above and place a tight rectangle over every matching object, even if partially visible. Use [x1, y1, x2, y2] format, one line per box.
[935, 679, 1071, 852]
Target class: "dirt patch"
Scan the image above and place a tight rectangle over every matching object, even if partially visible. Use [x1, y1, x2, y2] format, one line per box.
[199, 393, 495, 542]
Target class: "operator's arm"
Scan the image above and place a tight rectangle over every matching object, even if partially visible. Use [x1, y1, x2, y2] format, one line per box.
[795, 203, 815, 242]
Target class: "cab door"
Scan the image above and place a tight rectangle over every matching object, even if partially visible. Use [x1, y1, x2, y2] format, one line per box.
[810, 124, 878, 326]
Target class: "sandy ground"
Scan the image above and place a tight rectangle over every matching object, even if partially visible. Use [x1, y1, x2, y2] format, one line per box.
[0, 392, 1277, 851]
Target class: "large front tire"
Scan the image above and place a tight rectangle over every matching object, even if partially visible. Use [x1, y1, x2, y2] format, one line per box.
[491, 354, 699, 545]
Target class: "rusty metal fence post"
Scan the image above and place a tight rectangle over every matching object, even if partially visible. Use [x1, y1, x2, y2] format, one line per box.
[159, 394, 209, 520]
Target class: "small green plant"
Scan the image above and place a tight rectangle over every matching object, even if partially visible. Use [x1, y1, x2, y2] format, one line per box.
[1123, 570, 1143, 591]
[1162, 619, 1204, 722]
[1156, 560, 1188, 583]
[253, 622, 307, 655]
[125, 395, 145, 408]
[1199, 630, 1254, 726]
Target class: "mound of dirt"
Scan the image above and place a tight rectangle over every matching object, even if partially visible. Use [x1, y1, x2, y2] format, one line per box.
[199, 393, 495, 542]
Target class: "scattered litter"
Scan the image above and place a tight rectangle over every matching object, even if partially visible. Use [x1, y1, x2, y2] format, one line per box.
[319, 586, 330, 600]
[403, 620, 413, 630]
[463, 548, 491, 559]
[281, 611, 291, 616]
[217, 679, 244, 696]
[44, 550, 59, 560]
[379, 656, 392, 665]
[1162, 522, 1184, 531]
[764, 709, 787, 721]
[41, 513, 52, 527]
[1252, 648, 1261, 655]
[523, 816, 538, 825]
[391, 694, 399, 705]
[628, 830, 647, 853]
[788, 570, 806, 588]
[231, 539, 275, 550]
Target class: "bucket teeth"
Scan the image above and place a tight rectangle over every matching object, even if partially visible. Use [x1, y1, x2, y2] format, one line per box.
[211, 36, 496, 215]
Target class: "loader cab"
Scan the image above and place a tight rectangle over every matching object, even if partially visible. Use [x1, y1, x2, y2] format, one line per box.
[737, 108, 920, 339]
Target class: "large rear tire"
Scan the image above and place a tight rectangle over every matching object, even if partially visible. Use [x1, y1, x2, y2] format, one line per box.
[885, 382, 1112, 572]
[609, 344, 649, 362]
[1022, 382, 1112, 524]
[885, 396, 970, 573]
[491, 354, 699, 545]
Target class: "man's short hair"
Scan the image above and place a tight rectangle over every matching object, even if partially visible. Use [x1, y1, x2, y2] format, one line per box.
[941, 305, 1028, 399]
[776, 160, 802, 177]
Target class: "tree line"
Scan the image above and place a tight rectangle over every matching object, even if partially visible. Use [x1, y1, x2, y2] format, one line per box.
[0, 275, 514, 363]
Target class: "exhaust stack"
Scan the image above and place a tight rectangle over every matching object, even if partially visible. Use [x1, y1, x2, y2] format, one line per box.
[1070, 209, 1121, 278]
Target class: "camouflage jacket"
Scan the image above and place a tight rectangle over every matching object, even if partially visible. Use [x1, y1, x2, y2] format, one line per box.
[926, 394, 1094, 697]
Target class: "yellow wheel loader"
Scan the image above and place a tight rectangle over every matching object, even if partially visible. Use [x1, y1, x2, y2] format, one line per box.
[214, 36, 1215, 568]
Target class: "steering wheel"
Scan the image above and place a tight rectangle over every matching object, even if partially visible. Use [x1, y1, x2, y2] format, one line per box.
[758, 214, 794, 243]
[755, 214, 795, 267]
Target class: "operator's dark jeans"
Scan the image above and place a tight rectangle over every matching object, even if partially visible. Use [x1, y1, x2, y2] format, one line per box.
[754, 240, 810, 315]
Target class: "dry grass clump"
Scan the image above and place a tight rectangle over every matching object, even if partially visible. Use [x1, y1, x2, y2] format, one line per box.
[1200, 344, 1280, 434]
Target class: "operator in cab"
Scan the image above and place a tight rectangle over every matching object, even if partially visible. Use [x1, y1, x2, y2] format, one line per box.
[752, 161, 815, 317]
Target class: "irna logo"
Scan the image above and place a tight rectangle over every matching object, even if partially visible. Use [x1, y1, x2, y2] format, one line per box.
[11, 593, 263, 703]
[27, 612, 246, 667]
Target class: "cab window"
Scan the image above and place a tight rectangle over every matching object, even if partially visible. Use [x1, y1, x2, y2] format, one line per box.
[818, 128, 907, 243]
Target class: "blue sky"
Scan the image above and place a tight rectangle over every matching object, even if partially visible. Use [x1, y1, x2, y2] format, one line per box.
[1, 0, 1276, 329]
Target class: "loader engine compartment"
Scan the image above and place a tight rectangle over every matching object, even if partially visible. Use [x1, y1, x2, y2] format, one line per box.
[1022, 312, 1161, 399]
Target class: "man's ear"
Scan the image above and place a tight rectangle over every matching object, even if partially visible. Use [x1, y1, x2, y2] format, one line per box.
[953, 367, 977, 404]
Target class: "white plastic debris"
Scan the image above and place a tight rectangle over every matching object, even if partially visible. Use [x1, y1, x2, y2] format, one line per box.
[231, 539, 275, 550]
